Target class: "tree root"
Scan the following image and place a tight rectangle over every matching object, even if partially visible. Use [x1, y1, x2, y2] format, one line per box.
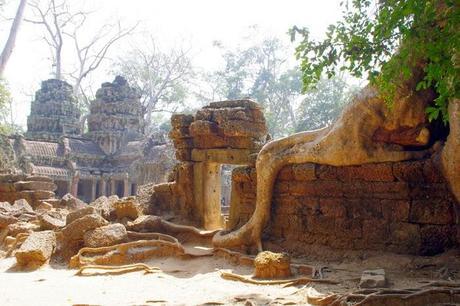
[213, 247, 255, 266]
[307, 285, 460, 305]
[219, 271, 339, 286]
[69, 236, 185, 268]
[75, 263, 161, 276]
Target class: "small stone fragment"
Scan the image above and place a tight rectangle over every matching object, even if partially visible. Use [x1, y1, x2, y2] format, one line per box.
[253, 251, 291, 279]
[15, 230, 56, 267]
[359, 269, 387, 288]
[83, 223, 127, 248]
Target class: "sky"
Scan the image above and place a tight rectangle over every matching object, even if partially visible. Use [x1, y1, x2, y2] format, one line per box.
[0, 0, 343, 128]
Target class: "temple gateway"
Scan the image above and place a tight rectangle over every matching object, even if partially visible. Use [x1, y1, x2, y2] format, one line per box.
[6, 76, 171, 203]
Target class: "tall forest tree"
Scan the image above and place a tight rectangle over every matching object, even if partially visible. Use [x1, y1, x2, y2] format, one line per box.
[211, 37, 303, 138]
[0, 0, 28, 77]
[113, 38, 194, 134]
[25, 0, 136, 104]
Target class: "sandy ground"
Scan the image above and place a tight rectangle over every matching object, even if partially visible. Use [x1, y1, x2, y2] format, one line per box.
[1, 245, 459, 306]
[0, 255, 306, 306]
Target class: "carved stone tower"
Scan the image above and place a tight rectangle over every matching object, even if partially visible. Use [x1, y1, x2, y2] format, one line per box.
[26, 79, 81, 141]
[87, 76, 144, 155]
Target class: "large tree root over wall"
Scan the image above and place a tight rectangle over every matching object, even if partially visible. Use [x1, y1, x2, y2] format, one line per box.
[213, 83, 452, 251]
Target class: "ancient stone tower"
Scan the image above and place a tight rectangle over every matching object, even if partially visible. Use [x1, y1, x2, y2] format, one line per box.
[26, 79, 81, 140]
[87, 76, 144, 155]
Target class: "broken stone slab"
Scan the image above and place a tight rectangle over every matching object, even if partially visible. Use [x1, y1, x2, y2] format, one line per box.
[359, 269, 387, 288]
[60, 193, 87, 211]
[66, 206, 96, 225]
[89, 196, 117, 220]
[0, 212, 18, 228]
[39, 213, 65, 230]
[14, 181, 57, 192]
[83, 223, 127, 248]
[7, 221, 40, 237]
[113, 197, 141, 220]
[15, 230, 56, 267]
[61, 214, 108, 241]
[12, 199, 34, 215]
[253, 251, 292, 279]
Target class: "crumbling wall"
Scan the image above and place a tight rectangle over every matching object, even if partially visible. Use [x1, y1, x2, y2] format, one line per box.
[230, 153, 458, 255]
[149, 100, 268, 229]
[0, 174, 57, 207]
[26, 79, 81, 141]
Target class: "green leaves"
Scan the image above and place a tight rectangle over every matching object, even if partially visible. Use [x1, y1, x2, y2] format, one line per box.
[291, 0, 460, 124]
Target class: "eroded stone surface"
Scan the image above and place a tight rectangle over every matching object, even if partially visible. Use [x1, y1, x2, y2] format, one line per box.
[15, 230, 56, 267]
[253, 251, 291, 279]
[359, 269, 387, 288]
[83, 223, 127, 248]
[62, 214, 108, 241]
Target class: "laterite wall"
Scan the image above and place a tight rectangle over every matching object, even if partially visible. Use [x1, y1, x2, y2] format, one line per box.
[229, 154, 458, 255]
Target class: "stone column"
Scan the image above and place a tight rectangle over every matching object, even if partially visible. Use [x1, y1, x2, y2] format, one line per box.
[66, 180, 72, 194]
[70, 174, 79, 197]
[90, 178, 97, 202]
[100, 179, 107, 197]
[110, 179, 116, 196]
[123, 178, 130, 197]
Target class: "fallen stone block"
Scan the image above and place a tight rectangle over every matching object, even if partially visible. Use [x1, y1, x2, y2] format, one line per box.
[39, 213, 65, 230]
[66, 206, 96, 225]
[0, 212, 17, 228]
[89, 196, 114, 220]
[359, 269, 387, 288]
[113, 197, 141, 220]
[7, 221, 40, 236]
[12, 199, 34, 215]
[15, 230, 56, 267]
[60, 193, 87, 211]
[254, 251, 292, 279]
[83, 223, 127, 248]
[62, 214, 108, 241]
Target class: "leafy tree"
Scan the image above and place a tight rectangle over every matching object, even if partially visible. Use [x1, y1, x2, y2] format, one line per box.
[0, 80, 22, 135]
[296, 77, 357, 132]
[290, 0, 459, 123]
[113, 38, 194, 134]
[211, 37, 303, 138]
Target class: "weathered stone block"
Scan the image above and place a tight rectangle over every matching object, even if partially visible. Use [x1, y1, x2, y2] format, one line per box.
[220, 120, 267, 138]
[359, 269, 387, 288]
[409, 199, 454, 225]
[189, 120, 219, 136]
[419, 225, 455, 255]
[171, 114, 194, 128]
[83, 223, 127, 248]
[61, 193, 87, 210]
[319, 198, 346, 218]
[15, 230, 56, 267]
[62, 214, 108, 241]
[191, 148, 253, 164]
[66, 206, 96, 225]
[292, 164, 316, 181]
[253, 251, 291, 279]
[39, 213, 65, 230]
[381, 200, 410, 222]
[335, 218, 362, 239]
[14, 181, 57, 192]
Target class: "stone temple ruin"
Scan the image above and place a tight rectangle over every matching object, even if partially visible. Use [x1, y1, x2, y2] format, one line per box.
[4, 76, 172, 203]
[0, 80, 459, 305]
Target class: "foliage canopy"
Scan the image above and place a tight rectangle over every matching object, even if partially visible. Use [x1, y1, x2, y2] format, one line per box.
[290, 0, 459, 123]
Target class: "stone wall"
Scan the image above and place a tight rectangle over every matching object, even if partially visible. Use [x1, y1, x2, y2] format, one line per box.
[229, 153, 458, 255]
[149, 100, 268, 229]
[0, 174, 57, 208]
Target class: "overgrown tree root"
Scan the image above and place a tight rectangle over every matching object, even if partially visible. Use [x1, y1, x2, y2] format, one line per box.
[213, 247, 255, 266]
[127, 231, 180, 244]
[127, 216, 219, 245]
[75, 263, 161, 276]
[307, 283, 460, 306]
[213, 84, 434, 251]
[219, 271, 339, 286]
[69, 237, 185, 268]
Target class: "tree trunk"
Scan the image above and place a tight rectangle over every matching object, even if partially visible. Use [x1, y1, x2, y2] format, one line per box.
[0, 0, 28, 77]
